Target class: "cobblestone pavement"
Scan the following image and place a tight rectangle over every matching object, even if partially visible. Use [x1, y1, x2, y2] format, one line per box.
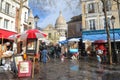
[0, 57, 120, 80]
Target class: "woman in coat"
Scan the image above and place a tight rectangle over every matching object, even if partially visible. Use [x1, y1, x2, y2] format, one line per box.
[41, 46, 50, 63]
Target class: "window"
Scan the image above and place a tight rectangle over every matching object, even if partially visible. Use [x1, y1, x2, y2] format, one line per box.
[106, 0, 111, 11]
[24, 12, 27, 22]
[107, 17, 111, 29]
[5, 3, 10, 14]
[48, 33, 51, 38]
[0, 18, 2, 27]
[4, 19, 9, 29]
[104, 17, 111, 29]
[89, 19, 96, 30]
[29, 22, 31, 25]
[88, 3, 95, 13]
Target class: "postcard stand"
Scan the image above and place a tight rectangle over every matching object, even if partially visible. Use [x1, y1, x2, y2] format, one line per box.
[26, 39, 37, 79]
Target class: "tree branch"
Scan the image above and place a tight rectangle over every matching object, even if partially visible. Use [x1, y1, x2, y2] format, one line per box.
[113, 0, 120, 4]
[23, 0, 27, 3]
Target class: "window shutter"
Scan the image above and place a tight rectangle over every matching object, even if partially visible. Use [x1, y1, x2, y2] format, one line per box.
[85, 4, 88, 13]
[95, 19, 97, 30]
[95, 2, 98, 13]
[99, 1, 103, 12]
[86, 20, 89, 30]
[99, 18, 102, 29]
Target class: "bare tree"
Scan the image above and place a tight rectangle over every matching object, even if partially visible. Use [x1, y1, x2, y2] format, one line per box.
[29, 0, 81, 14]
[13, 0, 27, 54]
[101, 0, 112, 64]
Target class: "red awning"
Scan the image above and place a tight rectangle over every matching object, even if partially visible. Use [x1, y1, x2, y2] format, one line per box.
[0, 29, 17, 39]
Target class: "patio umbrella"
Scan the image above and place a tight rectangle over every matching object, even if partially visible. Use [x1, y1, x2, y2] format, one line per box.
[94, 40, 106, 44]
[20, 29, 47, 39]
[68, 38, 80, 42]
[8, 34, 20, 40]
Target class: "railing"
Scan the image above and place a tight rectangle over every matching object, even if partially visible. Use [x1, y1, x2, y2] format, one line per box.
[86, 13, 98, 17]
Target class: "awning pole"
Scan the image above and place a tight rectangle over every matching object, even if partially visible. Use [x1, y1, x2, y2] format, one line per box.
[2, 35, 3, 46]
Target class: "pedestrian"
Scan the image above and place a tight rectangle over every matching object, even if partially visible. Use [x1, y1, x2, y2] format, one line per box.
[95, 45, 103, 63]
[41, 46, 50, 63]
[102, 48, 107, 64]
[50, 45, 54, 58]
[56, 44, 61, 58]
[60, 54, 65, 62]
[54, 45, 57, 58]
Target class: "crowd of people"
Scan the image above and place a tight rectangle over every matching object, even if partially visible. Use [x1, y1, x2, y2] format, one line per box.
[38, 41, 109, 64]
[39, 43, 67, 63]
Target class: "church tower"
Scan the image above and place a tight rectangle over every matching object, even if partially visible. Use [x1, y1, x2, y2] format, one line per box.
[27, 10, 35, 29]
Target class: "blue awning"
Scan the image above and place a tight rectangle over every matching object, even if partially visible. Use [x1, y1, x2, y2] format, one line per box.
[82, 29, 120, 42]
[83, 33, 120, 41]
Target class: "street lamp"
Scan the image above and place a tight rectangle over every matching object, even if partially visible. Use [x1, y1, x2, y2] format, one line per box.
[34, 15, 39, 29]
[111, 16, 118, 63]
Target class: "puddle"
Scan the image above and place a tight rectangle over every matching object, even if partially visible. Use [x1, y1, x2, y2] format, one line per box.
[70, 65, 79, 71]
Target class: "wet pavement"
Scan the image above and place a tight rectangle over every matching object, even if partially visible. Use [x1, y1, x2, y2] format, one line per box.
[0, 57, 120, 80]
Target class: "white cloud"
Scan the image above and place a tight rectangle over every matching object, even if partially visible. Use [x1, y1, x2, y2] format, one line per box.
[29, 0, 81, 28]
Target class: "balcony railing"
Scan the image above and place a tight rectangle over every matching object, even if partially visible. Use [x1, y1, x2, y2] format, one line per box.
[88, 10, 95, 13]
[86, 13, 98, 17]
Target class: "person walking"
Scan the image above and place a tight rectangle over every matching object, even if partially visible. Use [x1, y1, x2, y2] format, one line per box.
[41, 46, 50, 63]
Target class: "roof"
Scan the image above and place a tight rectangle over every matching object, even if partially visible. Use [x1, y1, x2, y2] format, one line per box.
[67, 14, 82, 23]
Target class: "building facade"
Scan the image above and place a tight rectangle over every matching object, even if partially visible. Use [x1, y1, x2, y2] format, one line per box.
[42, 24, 58, 43]
[42, 11, 68, 44]
[55, 11, 67, 42]
[0, 0, 29, 33]
[67, 14, 82, 38]
[81, 0, 120, 31]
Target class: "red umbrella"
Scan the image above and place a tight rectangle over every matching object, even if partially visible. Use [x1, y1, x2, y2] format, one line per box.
[20, 29, 47, 39]
[94, 40, 106, 44]
[98, 44, 106, 50]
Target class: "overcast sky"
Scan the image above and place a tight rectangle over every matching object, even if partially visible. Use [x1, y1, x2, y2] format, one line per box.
[29, 0, 81, 29]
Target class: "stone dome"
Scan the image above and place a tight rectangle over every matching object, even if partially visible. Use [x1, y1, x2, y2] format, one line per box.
[55, 11, 67, 25]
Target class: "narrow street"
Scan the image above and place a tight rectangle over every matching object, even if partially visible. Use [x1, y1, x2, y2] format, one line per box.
[0, 57, 120, 80]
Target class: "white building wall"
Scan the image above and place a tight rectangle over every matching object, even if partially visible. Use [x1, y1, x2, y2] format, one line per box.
[0, 0, 16, 32]
[0, 0, 29, 33]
